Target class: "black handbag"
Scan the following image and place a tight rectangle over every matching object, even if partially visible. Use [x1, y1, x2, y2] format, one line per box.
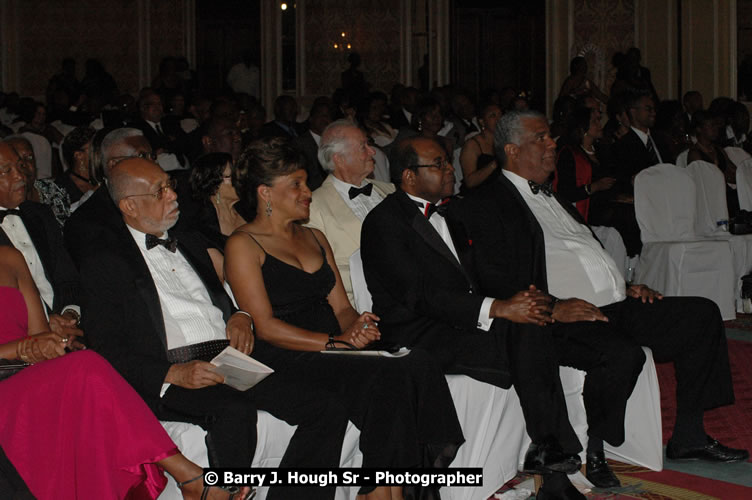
[0, 359, 29, 382]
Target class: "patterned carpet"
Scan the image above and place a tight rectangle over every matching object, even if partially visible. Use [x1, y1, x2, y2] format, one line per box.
[491, 334, 752, 499]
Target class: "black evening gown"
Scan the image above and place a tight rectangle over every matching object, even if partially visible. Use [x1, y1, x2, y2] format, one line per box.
[246, 232, 464, 495]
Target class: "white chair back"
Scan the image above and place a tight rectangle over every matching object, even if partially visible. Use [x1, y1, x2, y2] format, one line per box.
[371, 147, 391, 183]
[736, 156, 752, 211]
[451, 147, 464, 195]
[724, 146, 751, 168]
[349, 249, 373, 314]
[634, 163, 697, 243]
[686, 160, 729, 237]
[21, 131, 53, 180]
[675, 149, 689, 168]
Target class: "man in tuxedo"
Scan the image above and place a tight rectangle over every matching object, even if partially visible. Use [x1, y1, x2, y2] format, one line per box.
[306, 120, 395, 306]
[259, 95, 299, 139]
[0, 141, 82, 341]
[461, 110, 748, 488]
[132, 89, 186, 169]
[613, 90, 669, 192]
[64, 128, 154, 267]
[360, 136, 643, 498]
[80, 157, 347, 499]
[292, 100, 332, 191]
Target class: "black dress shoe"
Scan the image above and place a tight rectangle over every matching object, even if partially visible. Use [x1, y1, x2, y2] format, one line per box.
[585, 450, 621, 488]
[666, 436, 750, 463]
[536, 480, 586, 500]
[523, 438, 582, 474]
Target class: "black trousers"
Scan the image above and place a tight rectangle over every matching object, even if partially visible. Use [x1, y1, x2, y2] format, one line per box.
[553, 296, 733, 448]
[158, 368, 349, 500]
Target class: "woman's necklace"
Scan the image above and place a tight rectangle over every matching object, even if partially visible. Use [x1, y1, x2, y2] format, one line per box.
[69, 170, 97, 186]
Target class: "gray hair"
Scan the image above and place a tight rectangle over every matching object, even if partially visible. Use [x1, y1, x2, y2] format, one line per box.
[101, 128, 144, 167]
[106, 163, 134, 205]
[317, 118, 357, 173]
[494, 110, 546, 167]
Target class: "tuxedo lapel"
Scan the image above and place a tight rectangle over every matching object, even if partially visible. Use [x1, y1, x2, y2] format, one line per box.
[396, 192, 469, 280]
[321, 178, 361, 247]
[446, 214, 480, 291]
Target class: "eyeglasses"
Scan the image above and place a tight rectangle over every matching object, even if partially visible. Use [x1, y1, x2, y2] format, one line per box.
[409, 157, 451, 171]
[123, 178, 177, 201]
[109, 151, 158, 165]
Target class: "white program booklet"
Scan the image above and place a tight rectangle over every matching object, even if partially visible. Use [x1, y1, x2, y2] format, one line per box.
[210, 346, 274, 391]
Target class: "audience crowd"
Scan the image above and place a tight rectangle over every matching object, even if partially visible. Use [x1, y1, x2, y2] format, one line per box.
[0, 49, 750, 500]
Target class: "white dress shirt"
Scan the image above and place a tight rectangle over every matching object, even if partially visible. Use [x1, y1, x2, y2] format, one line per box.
[1, 208, 56, 312]
[331, 176, 384, 222]
[128, 225, 228, 397]
[503, 171, 627, 307]
[405, 193, 494, 330]
[631, 126, 663, 164]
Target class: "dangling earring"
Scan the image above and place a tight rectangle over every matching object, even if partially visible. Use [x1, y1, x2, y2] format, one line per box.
[215, 192, 221, 205]
[417, 120, 423, 132]
[265, 200, 272, 217]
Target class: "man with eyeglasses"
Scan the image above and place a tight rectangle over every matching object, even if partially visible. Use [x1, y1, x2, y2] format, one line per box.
[361, 136, 603, 497]
[0, 140, 84, 346]
[613, 90, 668, 192]
[64, 128, 154, 267]
[306, 119, 395, 306]
[79, 156, 348, 499]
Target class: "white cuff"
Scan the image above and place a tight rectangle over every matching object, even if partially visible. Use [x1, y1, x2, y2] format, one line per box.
[61, 305, 81, 319]
[476, 297, 495, 331]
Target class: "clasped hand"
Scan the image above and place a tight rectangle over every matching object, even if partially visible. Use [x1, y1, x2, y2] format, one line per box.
[17, 332, 69, 364]
[626, 284, 663, 303]
[492, 285, 554, 326]
[551, 298, 608, 323]
[338, 312, 381, 349]
[48, 312, 86, 350]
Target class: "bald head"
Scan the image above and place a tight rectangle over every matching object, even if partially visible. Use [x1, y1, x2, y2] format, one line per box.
[109, 158, 179, 236]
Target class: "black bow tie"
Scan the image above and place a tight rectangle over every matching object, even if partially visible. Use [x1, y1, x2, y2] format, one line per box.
[145, 233, 178, 252]
[415, 199, 450, 218]
[528, 180, 553, 197]
[0, 209, 21, 223]
[348, 183, 373, 199]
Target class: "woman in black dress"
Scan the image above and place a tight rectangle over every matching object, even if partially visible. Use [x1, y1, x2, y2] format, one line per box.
[224, 138, 464, 500]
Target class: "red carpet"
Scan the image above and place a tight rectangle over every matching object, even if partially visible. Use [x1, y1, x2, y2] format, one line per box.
[655, 340, 752, 462]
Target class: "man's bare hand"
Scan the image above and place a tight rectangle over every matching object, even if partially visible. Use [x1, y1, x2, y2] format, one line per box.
[491, 285, 553, 326]
[226, 312, 254, 355]
[626, 284, 663, 303]
[551, 298, 608, 323]
[165, 361, 224, 389]
[48, 313, 84, 339]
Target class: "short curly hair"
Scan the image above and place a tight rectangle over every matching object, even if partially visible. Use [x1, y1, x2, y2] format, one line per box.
[189, 152, 233, 202]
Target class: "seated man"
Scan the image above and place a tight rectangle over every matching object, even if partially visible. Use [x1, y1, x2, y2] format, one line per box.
[361, 136, 646, 499]
[460, 110, 749, 487]
[79, 157, 348, 500]
[306, 119, 394, 306]
[0, 140, 82, 343]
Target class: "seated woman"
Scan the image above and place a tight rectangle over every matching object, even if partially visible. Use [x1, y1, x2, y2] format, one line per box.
[356, 92, 397, 148]
[409, 97, 454, 157]
[188, 152, 250, 250]
[687, 110, 740, 218]
[554, 106, 616, 222]
[57, 126, 99, 206]
[225, 138, 464, 500]
[0, 245, 245, 500]
[5, 135, 70, 227]
[459, 102, 502, 191]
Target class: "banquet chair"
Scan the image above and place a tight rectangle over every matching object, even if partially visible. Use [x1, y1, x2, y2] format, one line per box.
[20, 131, 53, 180]
[675, 149, 689, 168]
[726, 147, 752, 211]
[634, 164, 736, 319]
[685, 160, 752, 310]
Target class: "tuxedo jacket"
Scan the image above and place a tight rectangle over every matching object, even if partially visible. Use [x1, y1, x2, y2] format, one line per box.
[612, 128, 669, 194]
[0, 201, 79, 312]
[64, 187, 125, 268]
[306, 176, 395, 305]
[455, 173, 596, 300]
[80, 227, 234, 412]
[292, 132, 327, 191]
[361, 190, 489, 346]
